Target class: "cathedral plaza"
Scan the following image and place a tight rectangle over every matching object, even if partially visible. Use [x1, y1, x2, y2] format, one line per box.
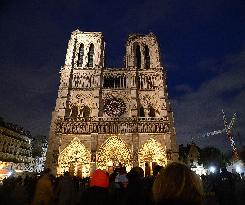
[45, 30, 178, 177]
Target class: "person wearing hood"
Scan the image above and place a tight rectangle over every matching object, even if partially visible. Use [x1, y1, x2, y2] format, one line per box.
[152, 162, 204, 205]
[78, 169, 113, 205]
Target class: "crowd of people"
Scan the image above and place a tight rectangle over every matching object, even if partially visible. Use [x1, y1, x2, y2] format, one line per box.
[0, 162, 244, 205]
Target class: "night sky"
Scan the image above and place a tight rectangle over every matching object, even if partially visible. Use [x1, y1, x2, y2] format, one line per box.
[0, 0, 244, 152]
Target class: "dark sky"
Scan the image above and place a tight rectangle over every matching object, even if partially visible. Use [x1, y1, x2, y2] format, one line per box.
[0, 0, 244, 151]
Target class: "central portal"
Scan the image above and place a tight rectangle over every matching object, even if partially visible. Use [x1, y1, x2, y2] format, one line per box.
[96, 136, 132, 171]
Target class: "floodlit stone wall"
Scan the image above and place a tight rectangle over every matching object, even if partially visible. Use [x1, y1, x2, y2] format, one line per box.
[46, 30, 178, 175]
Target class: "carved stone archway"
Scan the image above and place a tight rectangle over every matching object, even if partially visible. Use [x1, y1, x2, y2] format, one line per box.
[96, 136, 132, 171]
[138, 138, 167, 173]
[57, 137, 90, 177]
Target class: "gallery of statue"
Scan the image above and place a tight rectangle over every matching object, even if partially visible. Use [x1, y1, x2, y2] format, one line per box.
[45, 30, 178, 177]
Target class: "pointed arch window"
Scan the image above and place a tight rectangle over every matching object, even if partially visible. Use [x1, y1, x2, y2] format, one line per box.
[77, 43, 84, 67]
[82, 106, 90, 118]
[144, 45, 150, 68]
[139, 106, 145, 117]
[148, 106, 156, 117]
[70, 106, 79, 118]
[135, 45, 141, 69]
[87, 44, 94, 67]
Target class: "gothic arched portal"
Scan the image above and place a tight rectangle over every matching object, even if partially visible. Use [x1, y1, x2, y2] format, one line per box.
[96, 136, 132, 171]
[57, 137, 90, 177]
[138, 138, 167, 171]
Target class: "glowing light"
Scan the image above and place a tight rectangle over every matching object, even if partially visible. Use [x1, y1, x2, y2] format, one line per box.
[107, 161, 113, 166]
[138, 138, 167, 168]
[209, 166, 216, 173]
[7, 171, 12, 177]
[97, 136, 132, 170]
[15, 170, 23, 173]
[236, 166, 241, 173]
[190, 162, 207, 176]
[57, 137, 90, 177]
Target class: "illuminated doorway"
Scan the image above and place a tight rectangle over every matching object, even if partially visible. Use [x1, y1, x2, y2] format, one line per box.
[96, 136, 132, 171]
[57, 137, 90, 177]
[138, 138, 167, 175]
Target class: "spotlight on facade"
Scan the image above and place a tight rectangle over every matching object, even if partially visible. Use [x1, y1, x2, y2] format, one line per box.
[209, 166, 216, 173]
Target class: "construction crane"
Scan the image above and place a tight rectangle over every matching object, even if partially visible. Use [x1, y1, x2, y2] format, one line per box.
[222, 110, 239, 161]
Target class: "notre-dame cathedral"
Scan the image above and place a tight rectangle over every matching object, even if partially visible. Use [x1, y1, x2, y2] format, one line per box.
[46, 30, 178, 177]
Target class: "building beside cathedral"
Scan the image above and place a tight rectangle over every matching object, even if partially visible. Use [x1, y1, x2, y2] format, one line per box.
[0, 118, 32, 164]
[46, 30, 178, 177]
[0, 118, 48, 180]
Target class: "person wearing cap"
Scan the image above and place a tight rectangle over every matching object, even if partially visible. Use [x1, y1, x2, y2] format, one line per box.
[78, 169, 113, 205]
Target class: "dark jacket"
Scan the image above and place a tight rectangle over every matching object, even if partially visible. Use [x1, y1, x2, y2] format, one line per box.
[78, 186, 113, 205]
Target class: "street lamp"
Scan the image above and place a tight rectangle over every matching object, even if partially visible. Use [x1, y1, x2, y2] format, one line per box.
[209, 166, 216, 173]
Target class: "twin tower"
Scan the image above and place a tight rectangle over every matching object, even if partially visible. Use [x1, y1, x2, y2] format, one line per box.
[46, 30, 178, 176]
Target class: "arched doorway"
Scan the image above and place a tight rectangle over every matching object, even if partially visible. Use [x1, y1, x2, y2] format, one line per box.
[57, 137, 90, 177]
[138, 138, 167, 175]
[96, 136, 132, 171]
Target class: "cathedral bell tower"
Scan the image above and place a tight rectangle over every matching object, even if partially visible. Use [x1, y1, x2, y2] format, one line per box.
[125, 32, 161, 69]
[46, 30, 178, 176]
[46, 31, 105, 173]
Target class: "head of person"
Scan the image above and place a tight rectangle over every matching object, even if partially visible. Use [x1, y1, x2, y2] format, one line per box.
[42, 168, 51, 176]
[153, 165, 163, 177]
[64, 171, 70, 176]
[152, 162, 204, 205]
[90, 169, 109, 188]
[221, 166, 227, 172]
[127, 167, 144, 181]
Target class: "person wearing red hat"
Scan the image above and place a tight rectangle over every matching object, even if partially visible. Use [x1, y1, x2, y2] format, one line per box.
[78, 169, 113, 205]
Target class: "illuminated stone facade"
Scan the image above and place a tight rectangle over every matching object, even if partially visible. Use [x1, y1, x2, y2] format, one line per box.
[46, 30, 178, 176]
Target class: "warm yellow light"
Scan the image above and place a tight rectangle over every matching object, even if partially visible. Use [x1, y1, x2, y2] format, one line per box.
[57, 137, 91, 177]
[138, 138, 167, 168]
[97, 136, 132, 170]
